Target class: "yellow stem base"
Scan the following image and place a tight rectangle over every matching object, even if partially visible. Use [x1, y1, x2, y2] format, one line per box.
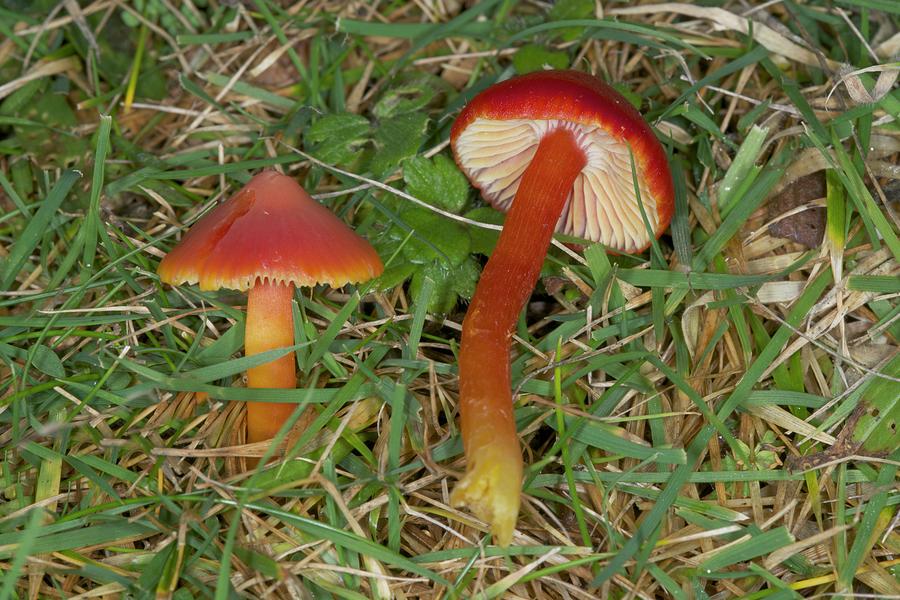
[450, 438, 523, 546]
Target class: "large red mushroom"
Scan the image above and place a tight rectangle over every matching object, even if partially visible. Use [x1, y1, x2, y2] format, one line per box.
[449, 70, 674, 544]
[158, 171, 383, 445]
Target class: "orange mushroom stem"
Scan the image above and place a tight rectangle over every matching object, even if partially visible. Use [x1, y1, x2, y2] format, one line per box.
[454, 129, 586, 544]
[245, 280, 297, 442]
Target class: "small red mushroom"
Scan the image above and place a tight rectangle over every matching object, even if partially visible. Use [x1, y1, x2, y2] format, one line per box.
[158, 171, 383, 445]
[449, 70, 674, 544]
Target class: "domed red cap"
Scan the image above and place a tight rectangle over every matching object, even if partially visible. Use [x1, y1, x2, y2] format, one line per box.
[451, 70, 673, 253]
[158, 171, 383, 291]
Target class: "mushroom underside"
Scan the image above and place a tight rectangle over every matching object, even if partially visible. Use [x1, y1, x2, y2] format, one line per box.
[455, 117, 661, 252]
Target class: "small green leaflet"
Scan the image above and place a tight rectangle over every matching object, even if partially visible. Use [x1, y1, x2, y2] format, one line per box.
[402, 154, 469, 213]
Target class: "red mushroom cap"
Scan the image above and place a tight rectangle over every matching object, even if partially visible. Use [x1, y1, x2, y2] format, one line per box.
[450, 70, 674, 253]
[158, 171, 383, 291]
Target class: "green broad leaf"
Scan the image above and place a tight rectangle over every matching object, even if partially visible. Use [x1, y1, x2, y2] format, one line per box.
[464, 206, 504, 256]
[409, 258, 479, 314]
[15, 94, 89, 165]
[402, 154, 469, 213]
[372, 73, 445, 120]
[30, 345, 65, 379]
[304, 113, 371, 167]
[852, 355, 900, 454]
[373, 87, 433, 120]
[512, 44, 570, 74]
[400, 206, 471, 266]
[369, 112, 429, 177]
[548, 0, 595, 41]
[449, 258, 480, 301]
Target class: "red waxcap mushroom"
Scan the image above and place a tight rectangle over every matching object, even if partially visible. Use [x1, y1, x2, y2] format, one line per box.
[449, 70, 674, 545]
[159, 171, 383, 444]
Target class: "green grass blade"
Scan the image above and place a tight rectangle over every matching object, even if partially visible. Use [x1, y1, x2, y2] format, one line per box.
[718, 125, 768, 217]
[80, 115, 113, 277]
[1, 170, 80, 290]
[825, 169, 847, 283]
[0, 507, 44, 600]
[699, 527, 794, 572]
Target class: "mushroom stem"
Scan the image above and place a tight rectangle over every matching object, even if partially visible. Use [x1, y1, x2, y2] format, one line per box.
[245, 279, 298, 443]
[453, 127, 587, 545]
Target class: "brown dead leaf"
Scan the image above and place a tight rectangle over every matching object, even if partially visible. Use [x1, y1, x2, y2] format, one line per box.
[768, 172, 826, 248]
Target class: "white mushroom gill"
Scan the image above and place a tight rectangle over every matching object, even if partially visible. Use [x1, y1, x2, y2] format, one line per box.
[455, 117, 659, 252]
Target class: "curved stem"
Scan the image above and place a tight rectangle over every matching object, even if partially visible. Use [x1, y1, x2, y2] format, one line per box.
[454, 127, 587, 544]
[245, 280, 297, 443]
